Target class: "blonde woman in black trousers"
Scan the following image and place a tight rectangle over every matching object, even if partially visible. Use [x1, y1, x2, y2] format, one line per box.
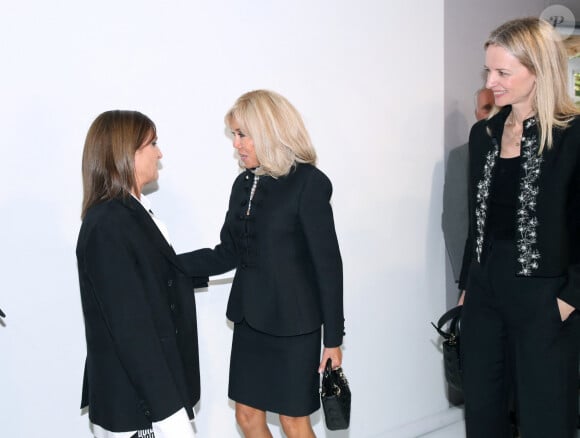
[458, 18, 580, 438]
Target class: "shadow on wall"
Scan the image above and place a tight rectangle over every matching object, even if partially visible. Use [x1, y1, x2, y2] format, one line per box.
[427, 159, 445, 301]
[429, 158, 465, 407]
[443, 107, 471, 312]
[445, 107, 470, 156]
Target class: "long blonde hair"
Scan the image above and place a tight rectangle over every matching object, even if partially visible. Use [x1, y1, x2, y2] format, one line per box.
[225, 90, 317, 177]
[485, 17, 579, 153]
[81, 110, 156, 219]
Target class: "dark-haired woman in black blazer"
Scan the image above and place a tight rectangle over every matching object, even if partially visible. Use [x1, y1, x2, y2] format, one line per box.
[77, 110, 205, 438]
[181, 90, 345, 438]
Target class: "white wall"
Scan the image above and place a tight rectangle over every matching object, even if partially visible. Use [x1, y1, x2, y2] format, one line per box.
[0, 1, 448, 436]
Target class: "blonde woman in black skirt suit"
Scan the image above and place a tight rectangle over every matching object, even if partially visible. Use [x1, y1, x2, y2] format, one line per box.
[180, 89, 345, 437]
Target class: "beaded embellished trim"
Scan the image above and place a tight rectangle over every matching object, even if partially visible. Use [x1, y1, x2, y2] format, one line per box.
[516, 118, 542, 275]
[473, 116, 543, 275]
[474, 141, 499, 263]
[246, 174, 260, 215]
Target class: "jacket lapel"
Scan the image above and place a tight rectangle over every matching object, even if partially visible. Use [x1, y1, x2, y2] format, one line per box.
[121, 196, 182, 269]
[477, 106, 543, 275]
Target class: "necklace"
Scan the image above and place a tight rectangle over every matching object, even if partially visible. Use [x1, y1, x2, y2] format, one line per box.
[504, 109, 535, 148]
[505, 108, 535, 126]
[504, 122, 523, 148]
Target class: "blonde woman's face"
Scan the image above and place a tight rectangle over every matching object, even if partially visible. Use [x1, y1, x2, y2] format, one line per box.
[484, 44, 536, 112]
[230, 120, 260, 169]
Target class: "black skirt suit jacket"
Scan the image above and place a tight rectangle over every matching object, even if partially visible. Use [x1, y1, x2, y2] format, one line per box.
[180, 163, 344, 347]
[76, 196, 203, 431]
[459, 106, 580, 309]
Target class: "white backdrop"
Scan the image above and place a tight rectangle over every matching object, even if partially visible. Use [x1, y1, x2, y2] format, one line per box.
[0, 1, 447, 436]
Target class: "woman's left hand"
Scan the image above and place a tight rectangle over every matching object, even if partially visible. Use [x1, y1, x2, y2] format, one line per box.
[557, 298, 576, 321]
[318, 347, 342, 373]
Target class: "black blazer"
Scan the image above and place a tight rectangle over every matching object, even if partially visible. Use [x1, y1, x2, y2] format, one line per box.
[180, 164, 344, 347]
[76, 196, 203, 431]
[459, 106, 580, 309]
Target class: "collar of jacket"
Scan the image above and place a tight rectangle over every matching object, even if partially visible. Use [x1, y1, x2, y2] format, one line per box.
[119, 194, 181, 269]
[484, 105, 540, 139]
[485, 105, 512, 135]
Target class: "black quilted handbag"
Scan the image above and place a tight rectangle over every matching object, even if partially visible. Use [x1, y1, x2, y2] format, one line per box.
[431, 305, 462, 392]
[320, 358, 351, 430]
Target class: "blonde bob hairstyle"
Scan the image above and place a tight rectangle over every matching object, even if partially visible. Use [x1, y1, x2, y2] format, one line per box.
[485, 17, 580, 153]
[225, 90, 317, 177]
[81, 110, 156, 219]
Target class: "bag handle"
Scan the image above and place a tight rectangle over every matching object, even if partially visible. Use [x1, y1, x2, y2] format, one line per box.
[431, 305, 462, 340]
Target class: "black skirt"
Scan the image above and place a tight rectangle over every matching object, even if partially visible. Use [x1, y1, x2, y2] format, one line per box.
[228, 320, 321, 417]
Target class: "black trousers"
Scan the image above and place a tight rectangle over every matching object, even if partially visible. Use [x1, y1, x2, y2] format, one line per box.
[461, 240, 580, 438]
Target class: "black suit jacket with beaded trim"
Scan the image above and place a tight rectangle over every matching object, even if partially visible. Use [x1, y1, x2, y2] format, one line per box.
[180, 163, 345, 347]
[459, 106, 580, 309]
[77, 196, 203, 431]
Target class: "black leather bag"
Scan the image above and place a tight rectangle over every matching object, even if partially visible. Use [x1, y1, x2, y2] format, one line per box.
[320, 358, 351, 430]
[432, 305, 462, 392]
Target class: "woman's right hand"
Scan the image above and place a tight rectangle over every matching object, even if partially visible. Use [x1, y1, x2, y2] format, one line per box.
[557, 298, 575, 322]
[318, 347, 342, 373]
[458, 290, 466, 306]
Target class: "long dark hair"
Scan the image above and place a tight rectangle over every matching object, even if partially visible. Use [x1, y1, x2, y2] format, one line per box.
[81, 110, 156, 219]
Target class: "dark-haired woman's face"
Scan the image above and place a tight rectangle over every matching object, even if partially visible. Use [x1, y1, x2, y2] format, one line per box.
[134, 133, 162, 193]
[230, 120, 260, 169]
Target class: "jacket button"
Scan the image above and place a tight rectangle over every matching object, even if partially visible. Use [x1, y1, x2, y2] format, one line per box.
[175, 329, 179, 334]
[170, 303, 176, 311]
[167, 279, 173, 287]
[144, 410, 151, 417]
